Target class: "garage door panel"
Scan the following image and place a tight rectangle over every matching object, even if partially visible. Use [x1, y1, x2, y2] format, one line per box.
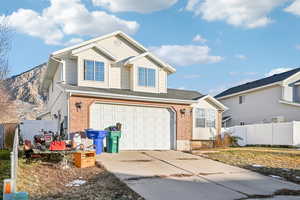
[90, 103, 174, 150]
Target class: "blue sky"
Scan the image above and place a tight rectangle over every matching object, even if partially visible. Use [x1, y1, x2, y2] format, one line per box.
[1, 0, 300, 95]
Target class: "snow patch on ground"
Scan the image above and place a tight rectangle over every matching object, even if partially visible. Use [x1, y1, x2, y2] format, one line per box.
[66, 179, 87, 187]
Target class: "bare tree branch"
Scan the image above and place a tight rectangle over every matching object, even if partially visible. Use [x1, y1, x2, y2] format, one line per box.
[0, 18, 16, 123]
[0, 18, 11, 81]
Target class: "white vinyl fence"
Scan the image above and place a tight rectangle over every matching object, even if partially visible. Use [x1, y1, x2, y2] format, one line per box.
[10, 126, 19, 192]
[222, 121, 300, 146]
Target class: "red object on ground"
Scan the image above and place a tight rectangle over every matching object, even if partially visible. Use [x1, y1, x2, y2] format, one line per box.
[49, 141, 66, 151]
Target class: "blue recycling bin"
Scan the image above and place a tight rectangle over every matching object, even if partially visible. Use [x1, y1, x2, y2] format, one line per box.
[3, 192, 29, 200]
[85, 129, 108, 155]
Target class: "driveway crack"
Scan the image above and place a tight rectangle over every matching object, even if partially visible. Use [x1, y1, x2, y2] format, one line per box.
[140, 152, 250, 198]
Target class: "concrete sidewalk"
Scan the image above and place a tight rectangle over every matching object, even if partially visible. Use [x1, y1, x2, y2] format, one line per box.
[97, 151, 300, 200]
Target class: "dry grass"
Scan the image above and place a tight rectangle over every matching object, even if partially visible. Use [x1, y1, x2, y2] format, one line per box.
[194, 147, 300, 184]
[0, 150, 10, 200]
[17, 158, 144, 200]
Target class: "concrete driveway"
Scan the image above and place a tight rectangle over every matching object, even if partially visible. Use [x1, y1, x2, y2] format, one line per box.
[96, 151, 300, 200]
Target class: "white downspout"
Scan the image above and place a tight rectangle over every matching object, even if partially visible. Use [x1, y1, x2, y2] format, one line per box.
[67, 92, 71, 139]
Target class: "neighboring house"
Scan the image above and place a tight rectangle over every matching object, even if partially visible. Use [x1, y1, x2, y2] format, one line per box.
[41, 31, 226, 151]
[215, 68, 300, 127]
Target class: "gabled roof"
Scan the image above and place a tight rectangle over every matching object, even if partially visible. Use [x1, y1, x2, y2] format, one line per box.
[215, 68, 300, 99]
[42, 31, 177, 90]
[197, 95, 228, 111]
[119, 52, 176, 73]
[52, 31, 147, 56]
[71, 43, 117, 61]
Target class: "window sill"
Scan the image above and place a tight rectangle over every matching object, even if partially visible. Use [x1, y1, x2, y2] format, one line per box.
[83, 80, 105, 82]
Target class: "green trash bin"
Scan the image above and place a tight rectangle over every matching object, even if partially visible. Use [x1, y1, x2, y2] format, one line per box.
[106, 131, 121, 153]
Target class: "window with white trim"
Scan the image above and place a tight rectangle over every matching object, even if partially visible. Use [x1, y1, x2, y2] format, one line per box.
[195, 108, 216, 128]
[138, 67, 156, 87]
[84, 60, 104, 81]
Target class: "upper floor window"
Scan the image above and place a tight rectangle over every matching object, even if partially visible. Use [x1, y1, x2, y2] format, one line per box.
[239, 95, 245, 104]
[138, 67, 155, 87]
[195, 108, 216, 128]
[84, 60, 104, 81]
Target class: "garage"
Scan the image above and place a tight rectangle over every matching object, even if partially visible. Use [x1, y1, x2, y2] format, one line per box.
[90, 103, 176, 150]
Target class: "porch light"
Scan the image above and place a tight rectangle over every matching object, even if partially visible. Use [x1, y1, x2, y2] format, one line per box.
[180, 108, 186, 114]
[75, 102, 82, 111]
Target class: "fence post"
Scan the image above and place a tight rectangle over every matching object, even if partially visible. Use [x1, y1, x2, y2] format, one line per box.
[10, 151, 16, 193]
[271, 123, 274, 146]
[292, 121, 295, 146]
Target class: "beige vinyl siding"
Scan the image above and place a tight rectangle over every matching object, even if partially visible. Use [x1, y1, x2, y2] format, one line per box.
[109, 64, 121, 88]
[95, 35, 141, 60]
[76, 48, 111, 88]
[192, 99, 218, 140]
[50, 92, 68, 123]
[47, 63, 68, 122]
[159, 70, 167, 93]
[120, 66, 131, 89]
[131, 56, 165, 93]
[65, 58, 77, 85]
[58, 35, 169, 93]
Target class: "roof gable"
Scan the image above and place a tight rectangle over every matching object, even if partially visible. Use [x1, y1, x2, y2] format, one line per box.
[52, 31, 147, 57]
[215, 68, 300, 99]
[120, 52, 176, 73]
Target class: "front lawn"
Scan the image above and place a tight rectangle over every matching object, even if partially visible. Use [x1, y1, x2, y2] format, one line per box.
[0, 150, 11, 200]
[17, 158, 144, 200]
[194, 147, 300, 184]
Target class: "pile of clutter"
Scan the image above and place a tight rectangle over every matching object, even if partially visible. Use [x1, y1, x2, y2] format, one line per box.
[23, 129, 94, 159]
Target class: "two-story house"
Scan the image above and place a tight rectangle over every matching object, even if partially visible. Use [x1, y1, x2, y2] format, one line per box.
[41, 31, 226, 151]
[216, 68, 300, 127]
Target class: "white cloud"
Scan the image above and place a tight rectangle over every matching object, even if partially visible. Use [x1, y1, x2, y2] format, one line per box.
[185, 0, 287, 28]
[183, 74, 201, 79]
[4, 9, 64, 45]
[192, 34, 207, 43]
[3, 0, 139, 45]
[92, 0, 178, 13]
[150, 45, 223, 66]
[64, 38, 84, 46]
[265, 67, 292, 77]
[235, 54, 247, 60]
[285, 0, 300, 16]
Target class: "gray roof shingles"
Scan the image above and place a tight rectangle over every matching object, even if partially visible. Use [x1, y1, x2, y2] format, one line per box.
[215, 68, 300, 98]
[60, 84, 205, 101]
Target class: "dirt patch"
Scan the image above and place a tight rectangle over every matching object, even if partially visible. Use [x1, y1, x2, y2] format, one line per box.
[124, 173, 193, 181]
[17, 159, 144, 200]
[169, 173, 193, 178]
[237, 189, 300, 199]
[125, 175, 162, 181]
[198, 172, 224, 176]
[196, 148, 300, 184]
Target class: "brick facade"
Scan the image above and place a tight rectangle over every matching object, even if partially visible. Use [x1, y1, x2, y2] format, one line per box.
[69, 95, 193, 141]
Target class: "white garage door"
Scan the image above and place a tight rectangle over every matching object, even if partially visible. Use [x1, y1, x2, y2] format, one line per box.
[90, 103, 175, 150]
